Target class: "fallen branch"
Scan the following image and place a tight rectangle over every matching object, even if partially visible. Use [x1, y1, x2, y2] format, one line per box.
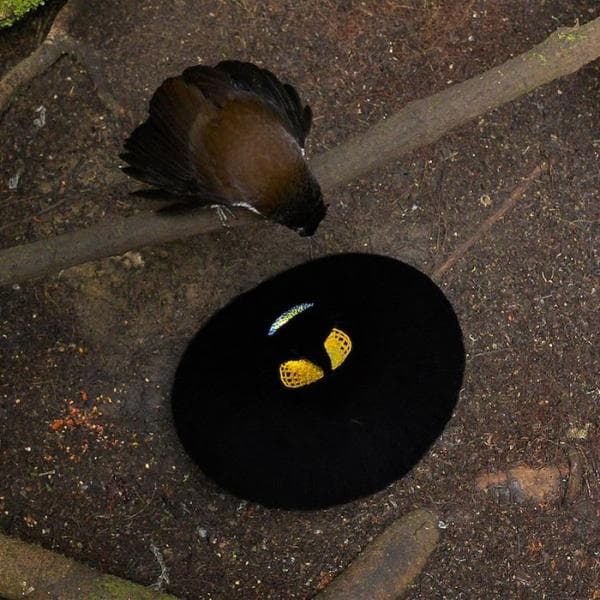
[0, 531, 178, 600]
[1, 18, 599, 286]
[0, 208, 261, 287]
[311, 19, 599, 188]
[315, 509, 439, 600]
[0, 0, 126, 119]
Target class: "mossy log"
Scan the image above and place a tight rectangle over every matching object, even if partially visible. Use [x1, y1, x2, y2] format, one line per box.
[0, 531, 179, 599]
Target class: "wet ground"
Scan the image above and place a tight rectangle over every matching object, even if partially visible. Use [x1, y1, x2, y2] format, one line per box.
[0, 1, 598, 598]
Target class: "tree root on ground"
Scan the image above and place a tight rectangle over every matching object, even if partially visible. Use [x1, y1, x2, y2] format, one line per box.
[475, 448, 587, 504]
[0, 0, 127, 120]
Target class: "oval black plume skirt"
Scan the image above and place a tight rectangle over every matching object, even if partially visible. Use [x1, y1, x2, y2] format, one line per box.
[171, 254, 465, 509]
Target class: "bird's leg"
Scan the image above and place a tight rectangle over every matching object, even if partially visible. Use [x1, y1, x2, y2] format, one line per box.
[211, 204, 236, 228]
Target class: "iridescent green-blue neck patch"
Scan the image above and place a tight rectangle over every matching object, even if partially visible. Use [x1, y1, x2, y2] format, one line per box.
[268, 302, 314, 336]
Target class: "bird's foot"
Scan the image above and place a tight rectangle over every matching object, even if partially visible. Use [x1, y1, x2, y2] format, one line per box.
[211, 204, 236, 228]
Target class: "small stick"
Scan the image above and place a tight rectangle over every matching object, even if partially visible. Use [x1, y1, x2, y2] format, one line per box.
[432, 162, 548, 280]
[564, 448, 584, 503]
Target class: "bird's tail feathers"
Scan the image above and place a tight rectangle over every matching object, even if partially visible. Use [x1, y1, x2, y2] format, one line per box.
[120, 77, 221, 202]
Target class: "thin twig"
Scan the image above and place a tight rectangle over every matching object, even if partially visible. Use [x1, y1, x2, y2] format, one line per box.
[432, 162, 548, 280]
[67, 35, 127, 118]
[36, 196, 68, 216]
[46, 0, 84, 36]
[150, 542, 170, 592]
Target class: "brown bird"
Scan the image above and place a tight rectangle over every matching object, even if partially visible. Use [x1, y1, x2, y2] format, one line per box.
[120, 60, 326, 236]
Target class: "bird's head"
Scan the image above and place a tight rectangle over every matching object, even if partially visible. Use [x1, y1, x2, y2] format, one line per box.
[279, 173, 327, 237]
[294, 192, 327, 237]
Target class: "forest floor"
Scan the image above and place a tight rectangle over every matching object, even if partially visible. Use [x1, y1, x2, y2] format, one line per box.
[0, 1, 598, 598]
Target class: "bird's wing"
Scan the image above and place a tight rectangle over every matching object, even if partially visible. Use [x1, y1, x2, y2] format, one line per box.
[120, 76, 228, 202]
[120, 62, 311, 204]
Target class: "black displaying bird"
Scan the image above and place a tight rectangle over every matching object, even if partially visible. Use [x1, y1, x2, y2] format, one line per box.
[171, 254, 465, 509]
[120, 60, 326, 236]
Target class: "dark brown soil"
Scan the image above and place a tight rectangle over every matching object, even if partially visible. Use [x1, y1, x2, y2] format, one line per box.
[0, 1, 598, 599]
